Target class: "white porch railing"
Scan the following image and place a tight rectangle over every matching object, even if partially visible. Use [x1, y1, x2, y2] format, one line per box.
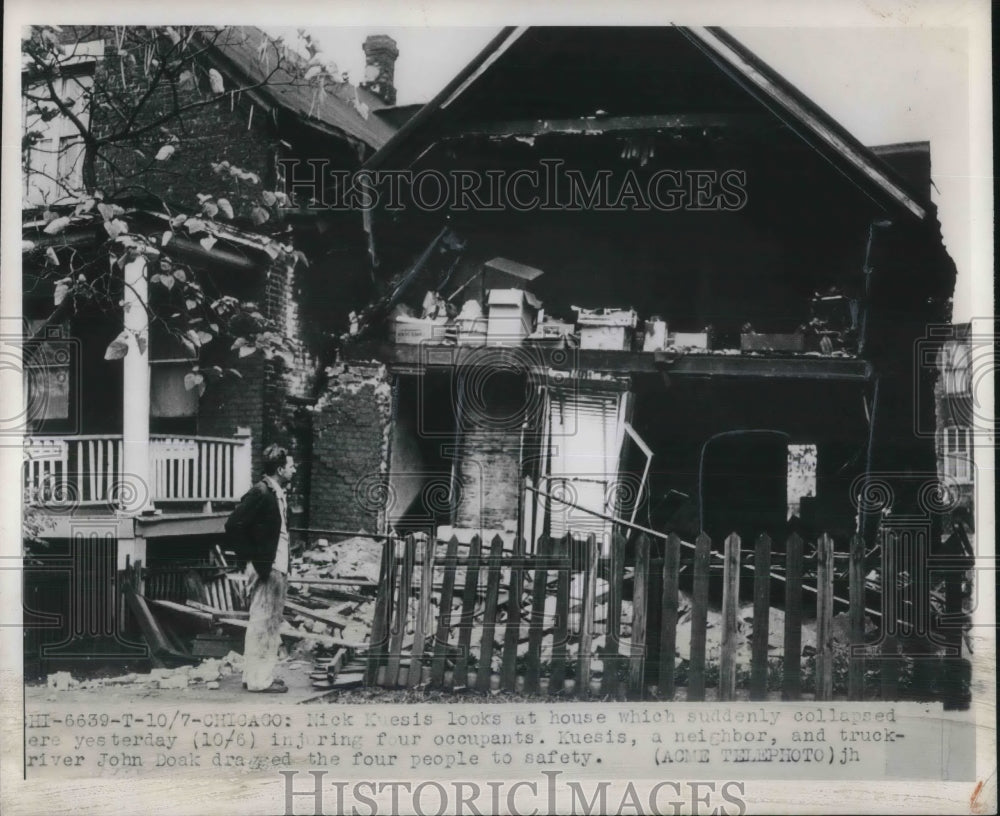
[24, 431, 253, 507]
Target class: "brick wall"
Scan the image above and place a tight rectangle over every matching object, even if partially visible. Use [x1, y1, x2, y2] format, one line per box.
[309, 361, 393, 534]
[90, 33, 278, 212]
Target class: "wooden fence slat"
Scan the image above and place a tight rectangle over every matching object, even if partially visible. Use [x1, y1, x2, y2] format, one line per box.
[628, 532, 651, 698]
[782, 532, 804, 700]
[386, 536, 415, 686]
[500, 538, 525, 691]
[407, 537, 436, 688]
[848, 534, 866, 700]
[365, 537, 394, 686]
[687, 532, 712, 701]
[476, 535, 505, 691]
[602, 531, 626, 696]
[750, 533, 772, 700]
[658, 533, 682, 699]
[549, 535, 572, 693]
[880, 530, 900, 699]
[719, 533, 741, 702]
[453, 536, 482, 689]
[815, 533, 835, 701]
[524, 535, 550, 694]
[431, 536, 460, 686]
[576, 533, 599, 698]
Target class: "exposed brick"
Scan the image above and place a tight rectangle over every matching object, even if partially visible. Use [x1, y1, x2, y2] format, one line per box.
[308, 361, 392, 534]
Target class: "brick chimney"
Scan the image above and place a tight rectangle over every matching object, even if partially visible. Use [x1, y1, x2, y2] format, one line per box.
[360, 34, 398, 106]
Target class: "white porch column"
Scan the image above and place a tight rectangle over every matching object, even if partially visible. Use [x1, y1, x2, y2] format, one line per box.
[121, 254, 152, 514]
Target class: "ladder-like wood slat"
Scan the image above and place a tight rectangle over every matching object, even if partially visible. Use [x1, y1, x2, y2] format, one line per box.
[576, 533, 599, 698]
[629, 533, 651, 698]
[719, 533, 741, 701]
[658, 533, 681, 699]
[407, 536, 436, 688]
[815, 533, 835, 701]
[453, 536, 481, 689]
[848, 534, 866, 700]
[602, 531, 627, 696]
[500, 538, 525, 691]
[476, 535, 505, 691]
[687, 532, 712, 701]
[783, 532, 804, 700]
[750, 533, 772, 700]
[430, 536, 460, 687]
[549, 535, 572, 693]
[524, 535, 550, 694]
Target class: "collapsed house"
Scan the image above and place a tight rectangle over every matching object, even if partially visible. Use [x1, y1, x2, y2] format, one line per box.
[318, 27, 956, 556]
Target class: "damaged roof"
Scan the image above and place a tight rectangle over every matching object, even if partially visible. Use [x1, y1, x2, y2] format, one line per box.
[365, 26, 928, 219]
[206, 27, 397, 151]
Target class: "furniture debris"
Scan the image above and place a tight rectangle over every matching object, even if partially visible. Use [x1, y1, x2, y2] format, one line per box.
[487, 288, 541, 344]
[574, 306, 638, 350]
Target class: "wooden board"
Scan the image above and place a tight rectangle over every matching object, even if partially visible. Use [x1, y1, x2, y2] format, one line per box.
[782, 533, 804, 700]
[628, 533, 651, 697]
[500, 538, 525, 691]
[524, 536, 550, 694]
[549, 535, 572, 693]
[658, 533, 681, 699]
[453, 536, 482, 689]
[476, 535, 506, 691]
[575, 534, 599, 698]
[407, 537, 436, 688]
[848, 534, 866, 699]
[602, 531, 626, 696]
[687, 533, 712, 701]
[284, 600, 350, 632]
[431, 536, 461, 686]
[750, 533, 772, 700]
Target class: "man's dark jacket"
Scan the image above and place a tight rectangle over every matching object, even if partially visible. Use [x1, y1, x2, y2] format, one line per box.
[225, 479, 282, 580]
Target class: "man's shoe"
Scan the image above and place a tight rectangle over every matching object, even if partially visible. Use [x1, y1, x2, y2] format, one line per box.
[243, 679, 286, 690]
[246, 680, 288, 693]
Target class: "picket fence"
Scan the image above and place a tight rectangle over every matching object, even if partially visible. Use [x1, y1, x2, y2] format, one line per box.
[364, 529, 913, 700]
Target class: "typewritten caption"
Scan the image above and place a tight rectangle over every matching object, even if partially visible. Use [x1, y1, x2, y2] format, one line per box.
[22, 701, 961, 781]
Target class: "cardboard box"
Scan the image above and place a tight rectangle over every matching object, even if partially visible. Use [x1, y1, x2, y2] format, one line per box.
[487, 288, 539, 345]
[669, 331, 711, 350]
[455, 317, 488, 346]
[580, 325, 631, 350]
[642, 319, 668, 351]
[574, 306, 638, 328]
[393, 316, 448, 345]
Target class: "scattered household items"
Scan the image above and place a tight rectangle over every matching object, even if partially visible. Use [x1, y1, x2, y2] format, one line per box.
[740, 324, 807, 352]
[642, 317, 668, 351]
[668, 329, 712, 350]
[379, 265, 859, 358]
[528, 315, 577, 347]
[449, 298, 488, 346]
[809, 288, 859, 353]
[482, 256, 544, 290]
[421, 290, 449, 320]
[574, 306, 638, 350]
[392, 300, 449, 345]
[487, 288, 542, 344]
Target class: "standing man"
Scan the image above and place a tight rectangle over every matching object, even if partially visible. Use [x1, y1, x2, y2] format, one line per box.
[225, 444, 297, 693]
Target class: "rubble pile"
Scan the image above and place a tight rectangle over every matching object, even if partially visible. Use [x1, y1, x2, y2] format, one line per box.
[43, 652, 244, 693]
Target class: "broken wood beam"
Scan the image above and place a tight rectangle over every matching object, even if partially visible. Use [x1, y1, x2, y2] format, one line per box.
[284, 600, 350, 632]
